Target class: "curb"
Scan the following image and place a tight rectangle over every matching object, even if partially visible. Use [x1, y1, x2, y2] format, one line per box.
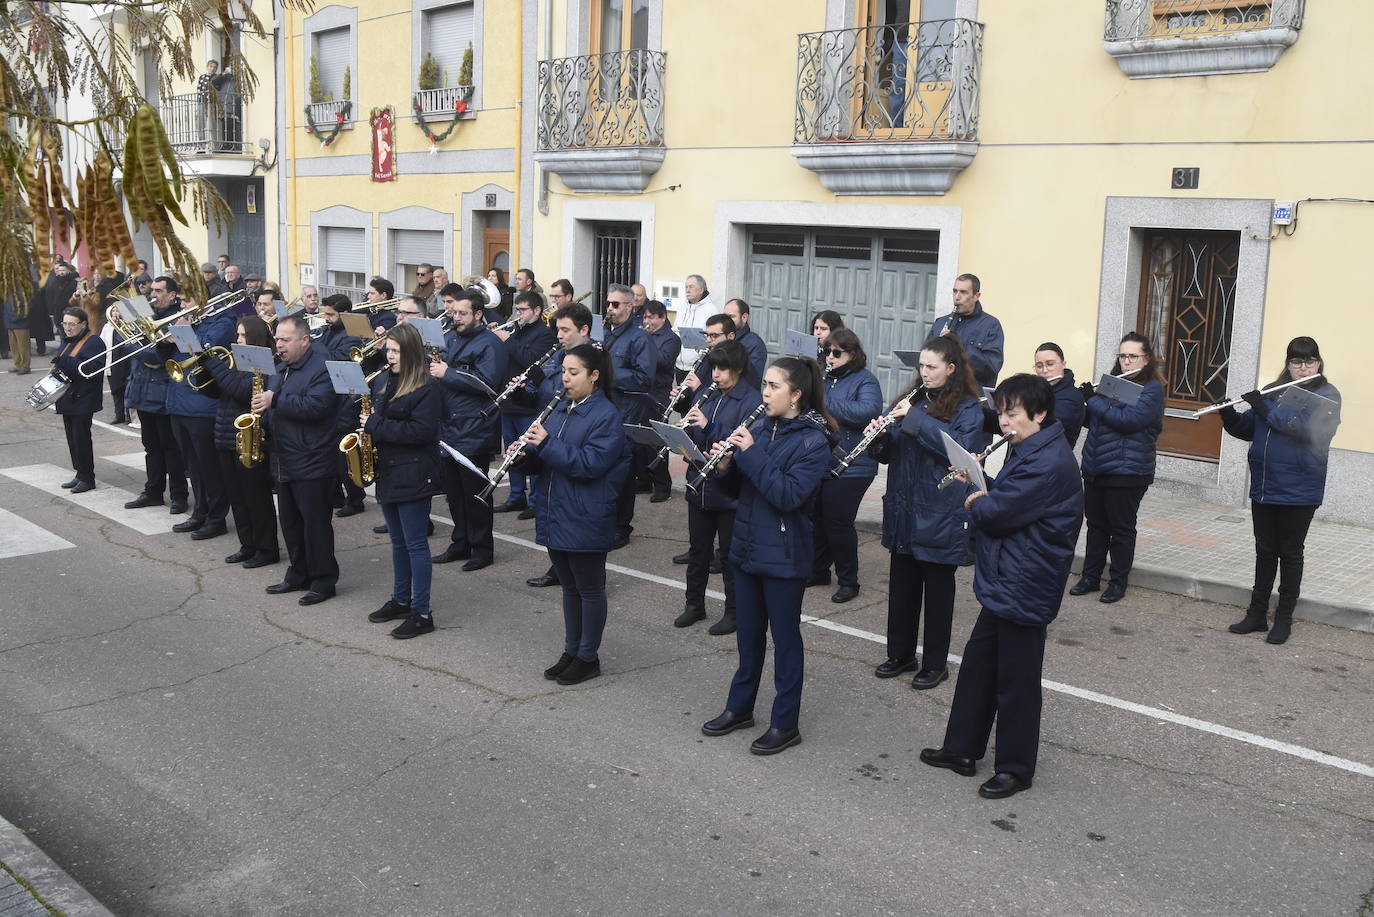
[0, 816, 113, 916]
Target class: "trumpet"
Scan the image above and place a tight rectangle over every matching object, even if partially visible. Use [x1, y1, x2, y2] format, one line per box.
[166, 346, 232, 390]
[648, 383, 716, 470]
[829, 382, 925, 477]
[349, 326, 397, 362]
[686, 402, 768, 494]
[1189, 374, 1323, 419]
[480, 390, 567, 502]
[938, 433, 1014, 491]
[490, 317, 518, 334]
[352, 296, 405, 314]
[483, 343, 561, 418]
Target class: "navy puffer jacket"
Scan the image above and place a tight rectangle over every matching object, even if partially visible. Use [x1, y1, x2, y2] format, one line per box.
[364, 375, 443, 505]
[1053, 369, 1086, 448]
[969, 421, 1085, 627]
[523, 390, 628, 553]
[53, 330, 104, 415]
[264, 345, 340, 483]
[1220, 380, 1341, 506]
[1080, 377, 1164, 480]
[438, 326, 502, 457]
[684, 381, 764, 512]
[824, 365, 884, 479]
[727, 412, 832, 580]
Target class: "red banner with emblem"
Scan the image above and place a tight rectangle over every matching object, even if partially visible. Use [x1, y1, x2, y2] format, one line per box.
[370, 107, 396, 182]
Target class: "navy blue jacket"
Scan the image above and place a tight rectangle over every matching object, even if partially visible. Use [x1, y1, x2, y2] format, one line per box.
[1220, 380, 1341, 506]
[925, 303, 1005, 389]
[605, 320, 656, 425]
[969, 422, 1085, 627]
[438, 325, 502, 457]
[727, 412, 832, 580]
[317, 322, 362, 362]
[523, 390, 629, 553]
[122, 300, 183, 414]
[824, 366, 884, 479]
[684, 381, 764, 512]
[872, 393, 983, 566]
[265, 344, 340, 482]
[202, 350, 262, 453]
[53, 330, 104, 415]
[735, 324, 769, 383]
[1081, 377, 1165, 481]
[165, 310, 235, 419]
[364, 374, 443, 505]
[1053, 369, 1086, 448]
[645, 321, 683, 410]
[502, 319, 558, 416]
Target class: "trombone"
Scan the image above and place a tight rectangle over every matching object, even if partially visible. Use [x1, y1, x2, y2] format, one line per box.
[78, 303, 200, 379]
[351, 296, 405, 314]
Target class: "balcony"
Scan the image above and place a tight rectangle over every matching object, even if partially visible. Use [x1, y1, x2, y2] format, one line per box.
[1104, 0, 1304, 78]
[110, 92, 255, 177]
[414, 85, 474, 121]
[533, 49, 666, 194]
[305, 99, 354, 131]
[791, 19, 984, 195]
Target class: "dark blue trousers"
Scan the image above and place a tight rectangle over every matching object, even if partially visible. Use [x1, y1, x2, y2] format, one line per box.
[726, 570, 806, 730]
[941, 607, 1047, 780]
[547, 548, 608, 662]
[500, 412, 532, 504]
[171, 414, 226, 523]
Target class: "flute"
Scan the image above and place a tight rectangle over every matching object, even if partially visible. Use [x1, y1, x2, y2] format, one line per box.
[685, 403, 768, 494]
[1189, 374, 1323, 418]
[478, 389, 566, 502]
[938, 432, 1014, 491]
[829, 382, 925, 478]
[648, 383, 717, 470]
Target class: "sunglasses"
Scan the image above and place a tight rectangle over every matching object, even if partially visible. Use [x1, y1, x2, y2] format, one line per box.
[827, 348, 847, 357]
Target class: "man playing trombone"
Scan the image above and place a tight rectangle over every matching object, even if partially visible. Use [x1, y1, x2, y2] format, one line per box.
[121, 276, 190, 515]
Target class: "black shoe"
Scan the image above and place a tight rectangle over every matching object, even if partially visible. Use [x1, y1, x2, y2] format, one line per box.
[368, 600, 411, 623]
[527, 573, 559, 588]
[556, 657, 600, 685]
[190, 521, 228, 541]
[169, 499, 189, 514]
[701, 711, 754, 737]
[750, 727, 802, 756]
[461, 557, 493, 572]
[543, 653, 576, 680]
[12, 368, 30, 375]
[707, 612, 736, 636]
[1266, 617, 1293, 645]
[112, 415, 130, 425]
[709, 557, 722, 574]
[225, 548, 254, 564]
[874, 657, 918, 679]
[493, 499, 527, 514]
[335, 504, 364, 518]
[650, 490, 672, 503]
[610, 533, 630, 551]
[831, 585, 860, 604]
[172, 517, 206, 534]
[242, 551, 280, 569]
[805, 572, 831, 588]
[432, 546, 472, 564]
[1069, 576, 1100, 596]
[978, 772, 1032, 799]
[298, 590, 334, 606]
[1229, 612, 1269, 635]
[672, 551, 691, 565]
[372, 523, 389, 534]
[70, 480, 95, 494]
[265, 581, 305, 595]
[391, 612, 435, 639]
[919, 747, 976, 777]
[61, 478, 79, 489]
[1099, 582, 1127, 604]
[427, 521, 435, 536]
[517, 507, 536, 520]
[124, 493, 164, 509]
[674, 605, 706, 628]
[911, 667, 949, 690]
[634, 481, 653, 494]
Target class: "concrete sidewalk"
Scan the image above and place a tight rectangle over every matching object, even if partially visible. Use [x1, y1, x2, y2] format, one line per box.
[0, 816, 112, 916]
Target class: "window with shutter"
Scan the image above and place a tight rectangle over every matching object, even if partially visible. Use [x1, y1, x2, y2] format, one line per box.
[323, 227, 367, 287]
[391, 229, 445, 267]
[422, 3, 474, 85]
[314, 27, 350, 100]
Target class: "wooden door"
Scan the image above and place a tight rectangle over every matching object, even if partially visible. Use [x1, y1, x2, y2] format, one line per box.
[855, 0, 955, 139]
[482, 228, 509, 276]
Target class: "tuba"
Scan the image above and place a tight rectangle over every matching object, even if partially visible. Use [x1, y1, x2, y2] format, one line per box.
[233, 370, 266, 468]
[339, 388, 377, 488]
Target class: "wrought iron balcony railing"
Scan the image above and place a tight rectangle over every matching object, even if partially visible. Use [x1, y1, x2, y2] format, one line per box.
[794, 19, 983, 145]
[536, 49, 666, 151]
[161, 91, 249, 155]
[1105, 0, 1303, 41]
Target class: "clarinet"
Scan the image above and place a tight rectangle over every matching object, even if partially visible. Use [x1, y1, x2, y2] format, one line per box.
[938, 432, 1014, 490]
[685, 403, 768, 495]
[829, 382, 925, 478]
[482, 343, 561, 418]
[478, 389, 566, 502]
[647, 383, 717, 471]
[664, 351, 707, 413]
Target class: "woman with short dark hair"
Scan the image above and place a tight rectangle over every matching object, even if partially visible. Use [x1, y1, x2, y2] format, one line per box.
[53, 306, 105, 493]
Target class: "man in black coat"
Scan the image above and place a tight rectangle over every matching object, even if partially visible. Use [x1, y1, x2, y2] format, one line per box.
[255, 315, 341, 605]
[491, 289, 556, 516]
[639, 299, 681, 502]
[36, 260, 78, 355]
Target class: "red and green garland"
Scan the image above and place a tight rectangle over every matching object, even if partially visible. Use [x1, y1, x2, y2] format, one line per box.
[412, 94, 469, 145]
[304, 100, 352, 147]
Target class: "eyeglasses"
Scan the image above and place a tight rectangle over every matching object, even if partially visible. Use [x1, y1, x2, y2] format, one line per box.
[703, 331, 726, 341]
[1287, 358, 1318, 367]
[1117, 353, 1146, 362]
[827, 348, 847, 357]
[514, 306, 535, 314]
[1033, 361, 1061, 371]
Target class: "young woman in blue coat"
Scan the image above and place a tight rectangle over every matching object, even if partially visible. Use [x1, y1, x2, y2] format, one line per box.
[359, 323, 443, 640]
[810, 310, 843, 364]
[700, 356, 834, 756]
[1219, 336, 1341, 645]
[516, 343, 628, 686]
[678, 340, 763, 635]
[53, 307, 105, 493]
[1072, 332, 1165, 604]
[1033, 342, 1085, 448]
[810, 328, 883, 604]
[869, 335, 984, 689]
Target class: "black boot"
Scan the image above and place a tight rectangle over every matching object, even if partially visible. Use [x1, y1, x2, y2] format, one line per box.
[1266, 612, 1293, 645]
[1228, 605, 1269, 635]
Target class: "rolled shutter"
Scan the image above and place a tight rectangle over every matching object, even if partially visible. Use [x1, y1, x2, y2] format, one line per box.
[391, 229, 444, 267]
[323, 227, 366, 275]
[314, 27, 350, 100]
[423, 3, 474, 84]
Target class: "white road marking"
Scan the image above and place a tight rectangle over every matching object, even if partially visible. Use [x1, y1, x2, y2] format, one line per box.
[425, 511, 1374, 781]
[101, 451, 147, 470]
[0, 464, 177, 535]
[0, 508, 75, 559]
[92, 419, 142, 439]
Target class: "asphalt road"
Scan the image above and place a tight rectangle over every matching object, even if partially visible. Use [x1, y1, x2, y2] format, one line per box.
[0, 377, 1370, 917]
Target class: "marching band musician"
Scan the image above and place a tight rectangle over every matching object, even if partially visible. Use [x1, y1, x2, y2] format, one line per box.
[810, 328, 883, 604]
[925, 273, 1005, 391]
[1032, 342, 1085, 447]
[869, 336, 983, 690]
[811, 310, 843, 364]
[255, 315, 341, 606]
[318, 295, 368, 519]
[363, 323, 444, 639]
[121, 276, 190, 515]
[491, 290, 556, 518]
[700, 356, 834, 757]
[677, 340, 762, 635]
[638, 299, 682, 503]
[202, 316, 280, 569]
[53, 307, 105, 493]
[514, 343, 628, 685]
[431, 285, 503, 571]
[603, 284, 656, 551]
[921, 373, 1084, 800]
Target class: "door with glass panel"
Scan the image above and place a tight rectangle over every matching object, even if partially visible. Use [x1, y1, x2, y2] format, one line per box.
[586, 0, 660, 146]
[854, 0, 957, 139]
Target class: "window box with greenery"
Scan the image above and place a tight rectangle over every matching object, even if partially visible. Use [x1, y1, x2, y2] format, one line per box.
[413, 44, 475, 124]
[305, 54, 353, 143]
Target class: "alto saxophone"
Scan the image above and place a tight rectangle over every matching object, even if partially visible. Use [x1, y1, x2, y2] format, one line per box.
[233, 371, 266, 468]
[339, 389, 377, 488]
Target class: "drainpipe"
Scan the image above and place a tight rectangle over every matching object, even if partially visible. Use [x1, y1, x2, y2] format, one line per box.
[537, 0, 551, 216]
[275, 0, 289, 287]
